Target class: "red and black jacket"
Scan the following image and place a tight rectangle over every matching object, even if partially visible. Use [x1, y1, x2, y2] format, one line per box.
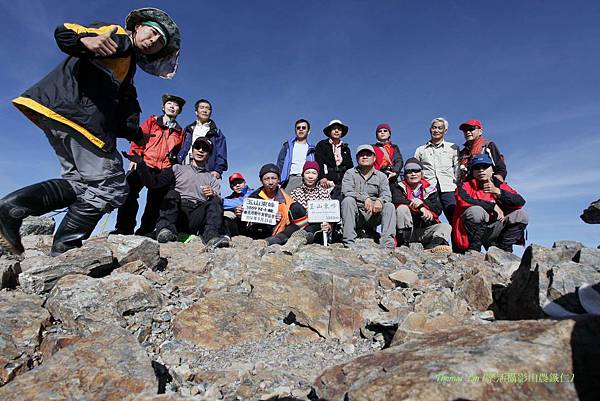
[392, 178, 442, 227]
[373, 142, 403, 177]
[452, 177, 525, 251]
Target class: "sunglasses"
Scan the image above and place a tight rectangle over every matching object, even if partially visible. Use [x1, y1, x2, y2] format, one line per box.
[192, 144, 211, 152]
[461, 125, 479, 133]
[405, 169, 422, 174]
[472, 164, 492, 170]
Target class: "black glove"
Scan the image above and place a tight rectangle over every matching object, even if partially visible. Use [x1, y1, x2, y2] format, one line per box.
[121, 151, 143, 164]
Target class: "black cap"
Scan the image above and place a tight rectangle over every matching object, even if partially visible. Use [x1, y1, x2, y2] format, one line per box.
[162, 93, 186, 108]
[192, 137, 213, 153]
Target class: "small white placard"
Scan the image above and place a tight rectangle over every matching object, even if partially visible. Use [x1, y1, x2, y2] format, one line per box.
[241, 198, 279, 225]
[307, 200, 340, 223]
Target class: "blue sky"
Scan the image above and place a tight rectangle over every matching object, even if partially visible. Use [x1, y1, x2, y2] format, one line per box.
[1, 0, 599, 249]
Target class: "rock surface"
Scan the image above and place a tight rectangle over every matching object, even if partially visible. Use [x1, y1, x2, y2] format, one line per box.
[0, 256, 21, 289]
[0, 291, 49, 385]
[19, 215, 55, 236]
[504, 244, 600, 319]
[1, 236, 599, 399]
[315, 318, 600, 401]
[46, 273, 163, 334]
[19, 241, 115, 294]
[0, 328, 157, 401]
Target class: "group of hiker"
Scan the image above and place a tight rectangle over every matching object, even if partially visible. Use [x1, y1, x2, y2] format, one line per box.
[99, 93, 529, 255]
[0, 7, 528, 258]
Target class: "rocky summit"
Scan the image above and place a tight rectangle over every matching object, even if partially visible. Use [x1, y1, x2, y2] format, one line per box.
[0, 216, 599, 401]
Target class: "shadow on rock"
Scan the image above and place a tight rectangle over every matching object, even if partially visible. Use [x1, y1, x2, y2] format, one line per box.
[571, 316, 600, 401]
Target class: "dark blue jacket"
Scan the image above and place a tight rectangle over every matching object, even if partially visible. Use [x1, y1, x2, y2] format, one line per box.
[276, 137, 316, 184]
[177, 120, 228, 175]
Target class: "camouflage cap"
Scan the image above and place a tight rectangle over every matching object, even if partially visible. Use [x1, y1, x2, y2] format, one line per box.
[126, 8, 180, 59]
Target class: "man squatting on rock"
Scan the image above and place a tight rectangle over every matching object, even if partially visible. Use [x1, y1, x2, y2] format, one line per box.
[124, 137, 230, 248]
[392, 158, 452, 253]
[0, 8, 181, 256]
[452, 154, 528, 253]
[242, 164, 309, 246]
[341, 144, 396, 249]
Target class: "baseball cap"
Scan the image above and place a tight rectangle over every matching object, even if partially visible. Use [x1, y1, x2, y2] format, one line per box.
[356, 144, 375, 155]
[470, 154, 493, 168]
[192, 137, 213, 152]
[228, 172, 245, 184]
[459, 119, 483, 131]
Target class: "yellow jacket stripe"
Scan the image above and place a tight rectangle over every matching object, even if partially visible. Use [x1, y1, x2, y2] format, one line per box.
[62, 23, 127, 36]
[12, 96, 106, 150]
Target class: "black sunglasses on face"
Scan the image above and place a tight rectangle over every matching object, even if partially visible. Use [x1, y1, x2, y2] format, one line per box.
[405, 169, 422, 174]
[193, 144, 211, 152]
[461, 125, 479, 133]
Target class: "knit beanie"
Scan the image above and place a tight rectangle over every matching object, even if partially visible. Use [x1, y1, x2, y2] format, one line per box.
[259, 163, 280, 179]
[302, 161, 320, 175]
[376, 123, 392, 134]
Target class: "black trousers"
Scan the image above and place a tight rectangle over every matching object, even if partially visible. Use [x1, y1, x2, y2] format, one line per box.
[115, 169, 169, 235]
[438, 190, 456, 223]
[155, 190, 223, 242]
[244, 202, 307, 243]
[224, 216, 246, 237]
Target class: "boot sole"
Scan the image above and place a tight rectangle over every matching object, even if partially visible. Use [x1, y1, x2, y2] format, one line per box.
[430, 245, 452, 254]
[0, 221, 24, 255]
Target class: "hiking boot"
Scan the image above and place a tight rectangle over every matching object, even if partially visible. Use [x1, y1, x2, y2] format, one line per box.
[463, 220, 486, 252]
[425, 237, 452, 254]
[266, 233, 288, 246]
[290, 229, 314, 244]
[0, 179, 76, 255]
[156, 228, 177, 243]
[205, 235, 231, 248]
[51, 203, 105, 256]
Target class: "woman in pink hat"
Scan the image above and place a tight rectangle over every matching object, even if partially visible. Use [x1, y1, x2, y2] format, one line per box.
[290, 161, 336, 244]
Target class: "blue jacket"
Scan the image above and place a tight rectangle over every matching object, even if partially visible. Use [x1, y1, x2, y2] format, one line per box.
[177, 120, 228, 175]
[276, 137, 316, 184]
[223, 186, 252, 211]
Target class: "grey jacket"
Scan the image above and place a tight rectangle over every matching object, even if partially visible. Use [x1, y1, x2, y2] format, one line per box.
[137, 162, 220, 203]
[341, 167, 392, 205]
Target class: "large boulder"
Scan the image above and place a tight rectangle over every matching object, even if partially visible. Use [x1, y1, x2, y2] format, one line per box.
[315, 317, 600, 401]
[581, 198, 600, 224]
[46, 273, 163, 334]
[19, 241, 115, 294]
[0, 257, 21, 289]
[0, 291, 50, 385]
[251, 246, 381, 340]
[172, 291, 282, 349]
[0, 328, 158, 401]
[504, 245, 600, 319]
[105, 234, 161, 270]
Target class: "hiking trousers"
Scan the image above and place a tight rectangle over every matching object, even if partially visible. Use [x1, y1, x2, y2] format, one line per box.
[156, 190, 223, 242]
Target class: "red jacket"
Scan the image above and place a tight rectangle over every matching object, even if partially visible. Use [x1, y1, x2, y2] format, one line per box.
[129, 115, 184, 170]
[452, 177, 525, 251]
[373, 142, 403, 176]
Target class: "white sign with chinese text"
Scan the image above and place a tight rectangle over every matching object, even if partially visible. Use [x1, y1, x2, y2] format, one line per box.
[307, 200, 340, 223]
[241, 198, 279, 225]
